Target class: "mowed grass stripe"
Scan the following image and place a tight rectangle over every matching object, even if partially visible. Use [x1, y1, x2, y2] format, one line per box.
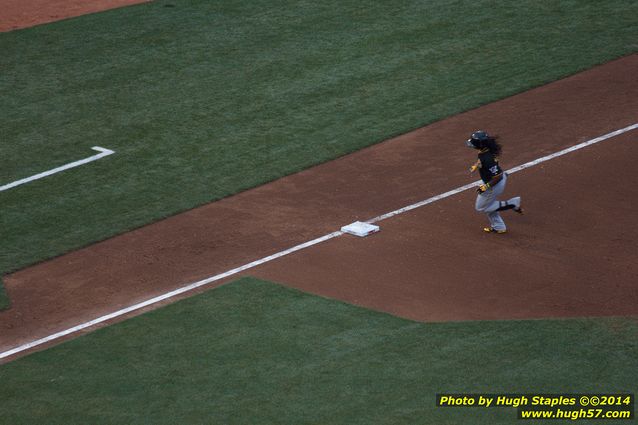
[1, 278, 636, 424]
[1, 1, 637, 307]
[0, 279, 9, 310]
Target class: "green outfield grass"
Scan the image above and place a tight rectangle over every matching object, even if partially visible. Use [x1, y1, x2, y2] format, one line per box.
[1, 278, 636, 424]
[0, 278, 9, 310]
[1, 1, 637, 308]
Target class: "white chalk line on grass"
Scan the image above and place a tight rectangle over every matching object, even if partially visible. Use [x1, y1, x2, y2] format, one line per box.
[0, 146, 115, 192]
[1, 123, 636, 360]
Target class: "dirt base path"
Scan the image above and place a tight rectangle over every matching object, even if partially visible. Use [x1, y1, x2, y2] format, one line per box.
[2, 54, 637, 361]
[0, 0, 150, 32]
[253, 130, 638, 322]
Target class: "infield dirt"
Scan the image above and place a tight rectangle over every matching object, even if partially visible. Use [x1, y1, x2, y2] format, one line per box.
[1, 1, 637, 361]
[0, 0, 150, 32]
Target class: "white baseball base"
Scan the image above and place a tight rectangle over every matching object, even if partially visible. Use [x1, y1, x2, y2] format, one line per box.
[340, 221, 380, 237]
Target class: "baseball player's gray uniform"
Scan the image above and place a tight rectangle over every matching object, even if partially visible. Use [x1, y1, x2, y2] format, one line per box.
[466, 131, 522, 233]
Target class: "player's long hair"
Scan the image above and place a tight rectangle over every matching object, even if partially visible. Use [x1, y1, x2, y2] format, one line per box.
[484, 135, 502, 156]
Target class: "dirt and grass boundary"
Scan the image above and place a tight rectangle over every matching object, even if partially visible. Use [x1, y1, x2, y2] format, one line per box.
[3, 53, 638, 360]
[2, 2, 637, 310]
[2, 277, 636, 424]
[2, 3, 638, 423]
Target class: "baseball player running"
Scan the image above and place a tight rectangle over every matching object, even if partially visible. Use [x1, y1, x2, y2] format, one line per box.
[466, 130, 522, 233]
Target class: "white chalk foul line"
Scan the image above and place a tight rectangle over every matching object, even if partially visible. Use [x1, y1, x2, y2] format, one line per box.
[0, 146, 115, 192]
[0, 231, 343, 360]
[368, 123, 638, 223]
[1, 123, 636, 360]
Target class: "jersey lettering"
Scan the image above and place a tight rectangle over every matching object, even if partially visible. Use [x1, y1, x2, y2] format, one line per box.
[478, 151, 503, 183]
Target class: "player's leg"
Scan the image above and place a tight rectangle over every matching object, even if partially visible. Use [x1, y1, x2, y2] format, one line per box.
[475, 175, 506, 212]
[475, 191, 505, 231]
[475, 191, 497, 213]
[475, 175, 508, 232]
[496, 196, 523, 213]
[487, 211, 506, 232]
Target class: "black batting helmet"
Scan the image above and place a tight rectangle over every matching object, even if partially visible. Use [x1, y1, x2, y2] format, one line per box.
[465, 130, 490, 149]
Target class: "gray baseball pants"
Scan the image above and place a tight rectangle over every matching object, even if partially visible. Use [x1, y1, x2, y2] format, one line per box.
[475, 173, 514, 231]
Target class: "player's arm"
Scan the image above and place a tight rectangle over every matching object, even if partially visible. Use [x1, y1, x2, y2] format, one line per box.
[477, 172, 503, 193]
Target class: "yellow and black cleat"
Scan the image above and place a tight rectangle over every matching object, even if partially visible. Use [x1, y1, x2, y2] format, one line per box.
[484, 227, 507, 234]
